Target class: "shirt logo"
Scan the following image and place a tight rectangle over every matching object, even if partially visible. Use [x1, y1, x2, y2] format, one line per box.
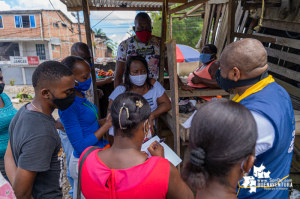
[241, 163, 292, 193]
[137, 46, 155, 56]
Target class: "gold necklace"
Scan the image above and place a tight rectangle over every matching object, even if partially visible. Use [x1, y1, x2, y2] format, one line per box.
[135, 36, 151, 51]
[31, 102, 43, 113]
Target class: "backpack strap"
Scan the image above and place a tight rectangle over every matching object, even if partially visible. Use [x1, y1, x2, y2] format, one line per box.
[77, 146, 101, 199]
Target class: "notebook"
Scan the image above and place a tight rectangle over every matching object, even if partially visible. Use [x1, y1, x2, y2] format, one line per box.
[141, 136, 182, 166]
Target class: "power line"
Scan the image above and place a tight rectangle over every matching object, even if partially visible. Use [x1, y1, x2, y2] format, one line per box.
[92, 11, 114, 29]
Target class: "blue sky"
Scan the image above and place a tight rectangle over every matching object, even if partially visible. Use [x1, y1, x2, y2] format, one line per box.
[1, 0, 139, 44]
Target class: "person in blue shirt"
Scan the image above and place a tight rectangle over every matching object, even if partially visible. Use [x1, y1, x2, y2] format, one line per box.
[215, 39, 295, 199]
[0, 69, 17, 179]
[59, 56, 111, 199]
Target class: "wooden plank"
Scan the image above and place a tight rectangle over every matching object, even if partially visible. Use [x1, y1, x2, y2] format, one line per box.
[159, 0, 168, 86]
[274, 78, 300, 99]
[268, 62, 300, 82]
[234, 0, 244, 32]
[178, 3, 204, 20]
[227, 0, 235, 44]
[206, 4, 216, 43]
[214, 3, 227, 45]
[169, 14, 172, 39]
[199, 3, 211, 49]
[165, 89, 229, 98]
[211, 4, 222, 43]
[68, 6, 162, 11]
[168, 0, 208, 15]
[265, 47, 300, 65]
[174, 10, 204, 15]
[238, 10, 249, 34]
[233, 32, 276, 43]
[262, 19, 300, 33]
[69, 0, 188, 5]
[82, 0, 101, 118]
[253, 33, 300, 50]
[208, 0, 228, 4]
[167, 39, 181, 168]
[159, 13, 204, 20]
[215, 3, 228, 58]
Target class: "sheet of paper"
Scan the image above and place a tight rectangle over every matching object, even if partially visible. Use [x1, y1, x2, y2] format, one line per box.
[182, 110, 197, 129]
[141, 136, 182, 166]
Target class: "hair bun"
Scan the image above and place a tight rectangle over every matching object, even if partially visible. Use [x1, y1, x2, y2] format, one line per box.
[190, 147, 206, 167]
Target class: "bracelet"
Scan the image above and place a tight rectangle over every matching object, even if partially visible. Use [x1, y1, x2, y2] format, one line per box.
[179, 85, 184, 90]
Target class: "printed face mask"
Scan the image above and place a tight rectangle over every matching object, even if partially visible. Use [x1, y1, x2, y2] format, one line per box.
[0, 83, 4, 94]
[48, 89, 76, 111]
[75, 78, 92, 91]
[200, 53, 212, 64]
[129, 74, 147, 86]
[215, 68, 269, 93]
[135, 30, 152, 43]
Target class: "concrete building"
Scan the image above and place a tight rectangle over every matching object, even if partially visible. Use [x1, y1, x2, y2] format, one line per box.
[0, 10, 110, 85]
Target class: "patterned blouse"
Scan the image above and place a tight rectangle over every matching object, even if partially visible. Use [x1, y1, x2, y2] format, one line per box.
[0, 93, 17, 159]
[116, 36, 164, 79]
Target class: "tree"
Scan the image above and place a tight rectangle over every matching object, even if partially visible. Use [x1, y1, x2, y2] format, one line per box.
[148, 9, 203, 49]
[94, 28, 105, 35]
[106, 39, 118, 57]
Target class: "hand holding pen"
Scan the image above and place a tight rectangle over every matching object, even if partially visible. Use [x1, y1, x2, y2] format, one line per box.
[148, 139, 165, 158]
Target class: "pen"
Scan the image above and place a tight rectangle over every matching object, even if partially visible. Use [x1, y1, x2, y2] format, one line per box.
[152, 138, 166, 149]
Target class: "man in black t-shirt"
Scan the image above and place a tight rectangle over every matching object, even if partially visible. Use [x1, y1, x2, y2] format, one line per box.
[5, 61, 76, 199]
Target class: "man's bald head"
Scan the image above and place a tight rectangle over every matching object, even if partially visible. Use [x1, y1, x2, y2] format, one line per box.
[71, 42, 93, 64]
[219, 39, 268, 78]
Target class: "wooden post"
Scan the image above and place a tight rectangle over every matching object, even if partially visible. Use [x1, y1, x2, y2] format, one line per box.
[167, 39, 180, 170]
[227, 0, 235, 44]
[159, 0, 168, 86]
[82, 0, 101, 118]
[169, 14, 172, 39]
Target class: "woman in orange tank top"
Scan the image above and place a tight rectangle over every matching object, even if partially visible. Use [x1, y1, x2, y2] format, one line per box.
[79, 92, 194, 199]
[187, 44, 220, 89]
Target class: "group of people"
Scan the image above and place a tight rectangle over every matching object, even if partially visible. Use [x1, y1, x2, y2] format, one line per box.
[0, 12, 295, 199]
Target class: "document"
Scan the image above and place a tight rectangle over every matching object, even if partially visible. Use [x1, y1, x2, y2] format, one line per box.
[141, 136, 182, 166]
[182, 110, 197, 129]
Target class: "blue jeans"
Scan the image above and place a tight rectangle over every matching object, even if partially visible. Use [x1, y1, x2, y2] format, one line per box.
[59, 130, 74, 197]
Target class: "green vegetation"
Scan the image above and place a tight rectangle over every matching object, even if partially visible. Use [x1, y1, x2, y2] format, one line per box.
[9, 77, 16, 86]
[148, 7, 203, 49]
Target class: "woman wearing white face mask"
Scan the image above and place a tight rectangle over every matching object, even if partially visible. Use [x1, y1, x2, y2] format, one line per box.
[107, 55, 171, 144]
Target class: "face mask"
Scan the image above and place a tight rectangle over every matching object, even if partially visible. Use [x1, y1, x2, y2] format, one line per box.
[215, 68, 269, 93]
[0, 83, 4, 94]
[129, 74, 147, 86]
[48, 90, 76, 111]
[75, 78, 91, 91]
[89, 63, 93, 68]
[200, 53, 212, 64]
[135, 30, 152, 43]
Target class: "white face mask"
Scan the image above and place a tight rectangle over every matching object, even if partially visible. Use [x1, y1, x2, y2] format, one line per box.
[129, 74, 147, 86]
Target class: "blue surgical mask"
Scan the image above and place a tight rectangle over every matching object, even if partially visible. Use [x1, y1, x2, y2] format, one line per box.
[200, 53, 212, 64]
[90, 63, 93, 68]
[129, 74, 147, 86]
[75, 78, 92, 91]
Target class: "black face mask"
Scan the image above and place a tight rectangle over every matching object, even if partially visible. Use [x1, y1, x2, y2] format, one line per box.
[0, 83, 4, 94]
[48, 89, 76, 111]
[215, 68, 269, 93]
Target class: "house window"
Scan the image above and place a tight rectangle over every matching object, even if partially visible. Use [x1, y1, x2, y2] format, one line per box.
[51, 44, 55, 51]
[15, 15, 36, 28]
[0, 16, 3, 28]
[36, 44, 46, 60]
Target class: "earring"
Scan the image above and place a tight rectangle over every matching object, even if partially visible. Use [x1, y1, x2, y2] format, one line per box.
[144, 121, 148, 137]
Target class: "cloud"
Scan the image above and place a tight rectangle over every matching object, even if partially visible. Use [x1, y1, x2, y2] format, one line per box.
[0, 1, 11, 10]
[90, 11, 136, 25]
[8, 0, 77, 22]
[110, 34, 117, 38]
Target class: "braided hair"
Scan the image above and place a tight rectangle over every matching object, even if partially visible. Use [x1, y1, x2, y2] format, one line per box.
[110, 92, 151, 138]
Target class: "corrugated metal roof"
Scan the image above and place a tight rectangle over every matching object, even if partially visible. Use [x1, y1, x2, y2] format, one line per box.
[60, 0, 176, 11]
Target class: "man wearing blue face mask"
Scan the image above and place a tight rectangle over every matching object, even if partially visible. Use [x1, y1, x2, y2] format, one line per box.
[215, 39, 295, 199]
[187, 44, 220, 101]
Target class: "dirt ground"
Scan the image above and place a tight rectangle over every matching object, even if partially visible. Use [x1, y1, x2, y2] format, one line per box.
[13, 102, 72, 199]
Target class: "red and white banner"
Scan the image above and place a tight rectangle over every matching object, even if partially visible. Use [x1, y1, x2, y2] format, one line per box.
[27, 56, 39, 65]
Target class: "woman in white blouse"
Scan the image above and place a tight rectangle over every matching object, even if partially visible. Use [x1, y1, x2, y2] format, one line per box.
[108, 55, 171, 144]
